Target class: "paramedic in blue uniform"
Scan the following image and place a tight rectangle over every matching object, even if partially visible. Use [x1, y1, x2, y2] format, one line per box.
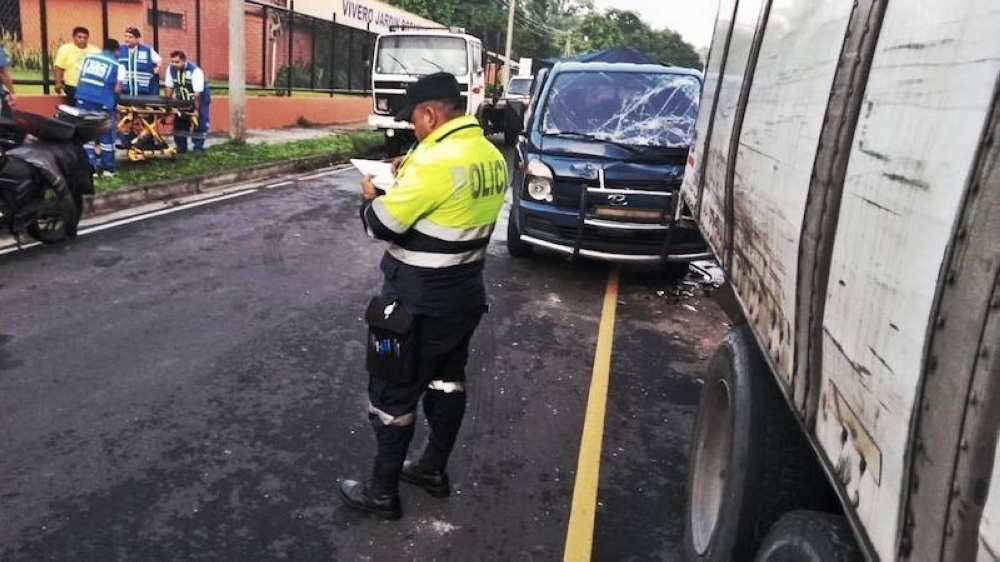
[164, 51, 211, 154]
[118, 26, 161, 96]
[75, 39, 124, 177]
[339, 72, 508, 520]
[118, 26, 161, 148]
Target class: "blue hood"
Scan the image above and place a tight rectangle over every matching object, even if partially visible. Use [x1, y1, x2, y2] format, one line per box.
[537, 136, 686, 183]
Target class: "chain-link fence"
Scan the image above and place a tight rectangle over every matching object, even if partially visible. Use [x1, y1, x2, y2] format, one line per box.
[0, 0, 375, 95]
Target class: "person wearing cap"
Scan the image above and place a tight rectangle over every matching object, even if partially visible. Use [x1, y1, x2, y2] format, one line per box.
[340, 72, 508, 520]
[117, 26, 161, 149]
[118, 26, 161, 97]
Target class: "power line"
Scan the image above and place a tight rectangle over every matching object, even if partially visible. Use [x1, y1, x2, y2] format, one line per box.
[497, 0, 572, 35]
[516, 12, 572, 36]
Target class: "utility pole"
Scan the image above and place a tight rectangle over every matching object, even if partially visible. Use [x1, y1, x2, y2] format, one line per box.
[229, 0, 247, 142]
[502, 0, 515, 86]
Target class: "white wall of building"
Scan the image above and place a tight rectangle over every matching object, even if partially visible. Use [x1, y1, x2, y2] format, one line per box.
[294, 0, 442, 35]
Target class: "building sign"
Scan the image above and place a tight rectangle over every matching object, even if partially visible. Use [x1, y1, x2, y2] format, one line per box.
[294, 0, 442, 35]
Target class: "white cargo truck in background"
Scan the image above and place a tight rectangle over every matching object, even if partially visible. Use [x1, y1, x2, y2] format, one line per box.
[367, 27, 487, 155]
[679, 1, 999, 560]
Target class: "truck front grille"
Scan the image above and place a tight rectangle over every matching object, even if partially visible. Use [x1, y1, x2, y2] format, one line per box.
[374, 94, 407, 115]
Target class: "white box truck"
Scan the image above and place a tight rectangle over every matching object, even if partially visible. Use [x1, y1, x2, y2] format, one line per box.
[679, 1, 999, 560]
[367, 26, 487, 155]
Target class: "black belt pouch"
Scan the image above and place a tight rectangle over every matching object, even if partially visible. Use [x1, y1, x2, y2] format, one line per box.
[365, 296, 415, 382]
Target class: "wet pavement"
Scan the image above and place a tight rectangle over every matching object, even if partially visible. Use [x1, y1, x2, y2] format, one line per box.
[0, 140, 730, 560]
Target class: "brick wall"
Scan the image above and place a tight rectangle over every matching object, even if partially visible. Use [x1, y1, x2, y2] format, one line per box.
[16, 0, 354, 89]
[20, 0, 143, 55]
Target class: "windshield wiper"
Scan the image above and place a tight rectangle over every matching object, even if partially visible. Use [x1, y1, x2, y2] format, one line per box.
[384, 53, 410, 73]
[421, 57, 445, 72]
[548, 130, 640, 153]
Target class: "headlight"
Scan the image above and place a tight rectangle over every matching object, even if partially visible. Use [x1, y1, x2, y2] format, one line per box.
[524, 159, 554, 202]
[527, 177, 552, 202]
[377, 98, 389, 112]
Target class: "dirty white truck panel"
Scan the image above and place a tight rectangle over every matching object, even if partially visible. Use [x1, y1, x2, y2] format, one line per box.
[681, 0, 1000, 559]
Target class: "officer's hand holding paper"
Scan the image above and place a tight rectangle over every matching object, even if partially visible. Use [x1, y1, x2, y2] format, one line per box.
[351, 159, 395, 192]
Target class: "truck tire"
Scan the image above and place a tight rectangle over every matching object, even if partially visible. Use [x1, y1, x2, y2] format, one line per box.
[755, 511, 862, 562]
[384, 133, 402, 158]
[684, 325, 832, 561]
[504, 126, 518, 146]
[476, 106, 492, 136]
[503, 103, 523, 146]
[506, 206, 533, 258]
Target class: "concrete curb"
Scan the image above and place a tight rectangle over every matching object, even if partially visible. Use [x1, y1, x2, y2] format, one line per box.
[86, 150, 372, 217]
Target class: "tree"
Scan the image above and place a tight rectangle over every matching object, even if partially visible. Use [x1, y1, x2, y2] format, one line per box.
[575, 8, 701, 69]
[384, 1, 701, 69]
[385, 0, 582, 62]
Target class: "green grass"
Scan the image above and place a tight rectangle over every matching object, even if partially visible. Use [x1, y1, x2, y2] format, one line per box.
[94, 130, 381, 193]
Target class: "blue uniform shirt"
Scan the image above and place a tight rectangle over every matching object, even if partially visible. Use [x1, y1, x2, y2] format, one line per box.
[118, 43, 159, 96]
[166, 61, 211, 104]
[75, 52, 121, 109]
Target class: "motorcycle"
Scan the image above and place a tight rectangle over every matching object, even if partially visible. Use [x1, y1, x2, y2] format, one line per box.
[0, 106, 109, 245]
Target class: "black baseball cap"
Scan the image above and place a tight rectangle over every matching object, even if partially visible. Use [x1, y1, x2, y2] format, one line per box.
[394, 72, 462, 122]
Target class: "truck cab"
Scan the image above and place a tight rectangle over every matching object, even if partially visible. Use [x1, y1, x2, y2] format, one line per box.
[507, 61, 710, 269]
[367, 27, 486, 155]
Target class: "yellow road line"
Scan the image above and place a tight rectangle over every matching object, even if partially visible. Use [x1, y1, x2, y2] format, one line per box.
[564, 265, 620, 562]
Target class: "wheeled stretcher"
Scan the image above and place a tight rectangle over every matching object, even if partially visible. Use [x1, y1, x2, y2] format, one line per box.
[116, 95, 196, 161]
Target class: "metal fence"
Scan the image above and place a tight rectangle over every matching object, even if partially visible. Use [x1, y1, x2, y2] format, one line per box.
[0, 0, 376, 95]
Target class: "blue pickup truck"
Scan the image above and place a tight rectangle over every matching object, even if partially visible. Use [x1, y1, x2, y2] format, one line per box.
[507, 60, 710, 272]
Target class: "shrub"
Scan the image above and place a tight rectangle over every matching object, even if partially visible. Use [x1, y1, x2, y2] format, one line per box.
[0, 30, 44, 71]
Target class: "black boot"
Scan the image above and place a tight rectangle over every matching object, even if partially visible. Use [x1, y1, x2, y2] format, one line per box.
[400, 460, 450, 497]
[339, 479, 402, 520]
[340, 415, 414, 519]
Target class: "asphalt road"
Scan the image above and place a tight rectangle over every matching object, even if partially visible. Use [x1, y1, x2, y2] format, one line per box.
[0, 141, 730, 561]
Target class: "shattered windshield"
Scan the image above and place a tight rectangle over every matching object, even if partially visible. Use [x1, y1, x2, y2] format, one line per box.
[540, 71, 700, 148]
[507, 77, 533, 95]
[375, 36, 468, 75]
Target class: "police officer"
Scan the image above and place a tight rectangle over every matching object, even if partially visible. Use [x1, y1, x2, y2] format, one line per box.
[340, 72, 508, 520]
[75, 39, 124, 176]
[164, 50, 211, 154]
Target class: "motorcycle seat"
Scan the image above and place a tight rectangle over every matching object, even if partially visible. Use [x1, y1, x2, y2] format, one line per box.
[11, 110, 75, 141]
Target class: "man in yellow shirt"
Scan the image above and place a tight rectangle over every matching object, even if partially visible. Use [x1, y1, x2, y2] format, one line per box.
[54, 27, 100, 104]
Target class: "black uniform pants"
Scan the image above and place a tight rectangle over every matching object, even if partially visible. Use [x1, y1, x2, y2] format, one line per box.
[367, 309, 483, 489]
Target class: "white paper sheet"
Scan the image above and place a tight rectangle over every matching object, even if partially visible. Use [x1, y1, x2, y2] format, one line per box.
[350, 159, 395, 190]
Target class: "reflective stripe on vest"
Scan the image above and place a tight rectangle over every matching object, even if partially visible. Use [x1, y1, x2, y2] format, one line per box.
[386, 246, 487, 268]
[372, 115, 507, 269]
[120, 45, 156, 94]
[412, 219, 494, 242]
